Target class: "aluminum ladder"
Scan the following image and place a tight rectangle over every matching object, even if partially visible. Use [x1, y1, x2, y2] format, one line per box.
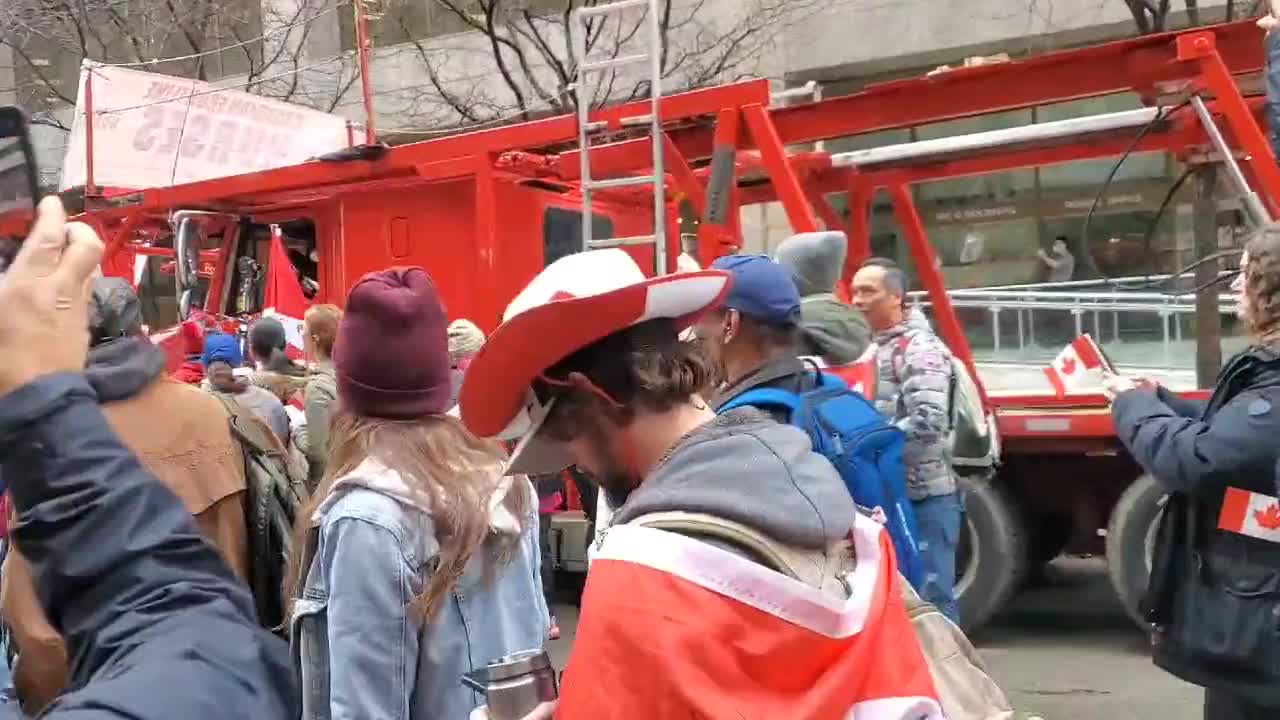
[571, 0, 667, 274]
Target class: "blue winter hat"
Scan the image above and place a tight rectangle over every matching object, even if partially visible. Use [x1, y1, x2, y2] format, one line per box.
[709, 254, 802, 326]
[202, 332, 244, 368]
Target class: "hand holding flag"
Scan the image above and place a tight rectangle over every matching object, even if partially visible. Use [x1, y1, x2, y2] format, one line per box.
[1101, 372, 1137, 401]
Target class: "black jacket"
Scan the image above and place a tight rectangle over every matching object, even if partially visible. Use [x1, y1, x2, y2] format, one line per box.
[0, 373, 297, 719]
[1112, 346, 1280, 701]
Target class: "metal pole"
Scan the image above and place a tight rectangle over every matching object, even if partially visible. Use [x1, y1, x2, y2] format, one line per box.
[84, 65, 96, 196]
[649, 0, 666, 275]
[573, 12, 592, 254]
[1190, 95, 1271, 227]
[1193, 164, 1223, 387]
[353, 0, 378, 144]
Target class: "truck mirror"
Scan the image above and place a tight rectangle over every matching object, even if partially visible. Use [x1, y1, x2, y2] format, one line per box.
[173, 217, 203, 320]
[174, 217, 201, 302]
[178, 288, 195, 320]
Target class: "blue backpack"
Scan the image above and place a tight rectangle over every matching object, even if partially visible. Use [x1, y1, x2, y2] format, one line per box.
[719, 369, 925, 590]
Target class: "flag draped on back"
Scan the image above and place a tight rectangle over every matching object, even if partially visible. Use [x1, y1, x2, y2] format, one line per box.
[557, 512, 943, 720]
[262, 226, 310, 360]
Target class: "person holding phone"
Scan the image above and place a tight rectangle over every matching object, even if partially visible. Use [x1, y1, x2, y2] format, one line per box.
[1103, 226, 1280, 720]
[0, 197, 297, 719]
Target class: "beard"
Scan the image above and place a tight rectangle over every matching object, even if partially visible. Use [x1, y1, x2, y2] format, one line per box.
[583, 421, 643, 510]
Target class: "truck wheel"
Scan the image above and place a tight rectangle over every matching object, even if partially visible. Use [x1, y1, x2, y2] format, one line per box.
[956, 473, 1027, 634]
[1105, 473, 1166, 629]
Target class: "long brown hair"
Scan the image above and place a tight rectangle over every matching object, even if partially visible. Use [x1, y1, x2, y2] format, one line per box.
[283, 411, 530, 620]
[1243, 226, 1280, 345]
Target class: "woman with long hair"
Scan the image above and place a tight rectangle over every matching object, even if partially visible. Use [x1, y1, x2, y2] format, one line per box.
[1105, 226, 1280, 720]
[285, 268, 547, 720]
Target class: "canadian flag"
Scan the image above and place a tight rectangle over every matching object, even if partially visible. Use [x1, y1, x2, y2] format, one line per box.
[557, 513, 943, 719]
[262, 224, 310, 361]
[1043, 334, 1105, 398]
[1219, 487, 1280, 543]
[821, 358, 878, 401]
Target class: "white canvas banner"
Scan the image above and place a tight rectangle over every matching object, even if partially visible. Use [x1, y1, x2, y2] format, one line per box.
[61, 62, 353, 191]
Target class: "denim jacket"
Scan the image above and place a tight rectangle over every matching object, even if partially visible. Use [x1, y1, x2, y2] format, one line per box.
[291, 458, 548, 720]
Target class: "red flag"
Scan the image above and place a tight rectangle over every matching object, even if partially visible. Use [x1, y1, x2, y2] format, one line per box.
[557, 513, 942, 719]
[263, 225, 310, 360]
[826, 359, 878, 401]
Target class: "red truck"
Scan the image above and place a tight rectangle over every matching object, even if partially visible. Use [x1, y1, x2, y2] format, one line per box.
[29, 18, 1276, 633]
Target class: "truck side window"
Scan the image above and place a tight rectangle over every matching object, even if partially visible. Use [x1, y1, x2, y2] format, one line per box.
[543, 207, 614, 267]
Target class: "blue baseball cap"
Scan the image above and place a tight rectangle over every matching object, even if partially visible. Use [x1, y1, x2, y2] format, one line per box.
[709, 254, 801, 326]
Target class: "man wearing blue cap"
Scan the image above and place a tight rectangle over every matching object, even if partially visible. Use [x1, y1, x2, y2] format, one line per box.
[694, 255, 810, 416]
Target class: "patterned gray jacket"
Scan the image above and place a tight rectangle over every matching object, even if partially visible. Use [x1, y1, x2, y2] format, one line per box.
[872, 320, 956, 500]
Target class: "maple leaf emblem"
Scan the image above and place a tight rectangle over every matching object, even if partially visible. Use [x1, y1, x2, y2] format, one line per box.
[1060, 356, 1077, 375]
[1253, 503, 1280, 530]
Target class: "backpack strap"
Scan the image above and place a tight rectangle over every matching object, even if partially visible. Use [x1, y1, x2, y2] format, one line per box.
[627, 511, 855, 602]
[718, 388, 803, 418]
[718, 366, 842, 417]
[889, 333, 913, 385]
[211, 392, 285, 459]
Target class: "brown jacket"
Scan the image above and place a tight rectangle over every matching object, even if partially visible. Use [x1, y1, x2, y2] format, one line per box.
[0, 377, 248, 714]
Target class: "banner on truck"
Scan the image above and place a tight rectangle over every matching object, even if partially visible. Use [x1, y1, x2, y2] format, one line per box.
[61, 62, 352, 191]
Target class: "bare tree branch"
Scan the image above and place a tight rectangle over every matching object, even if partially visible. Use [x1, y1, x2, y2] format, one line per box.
[379, 0, 819, 131]
[0, 0, 352, 121]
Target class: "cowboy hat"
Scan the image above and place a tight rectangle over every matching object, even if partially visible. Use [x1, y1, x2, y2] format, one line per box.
[458, 249, 731, 475]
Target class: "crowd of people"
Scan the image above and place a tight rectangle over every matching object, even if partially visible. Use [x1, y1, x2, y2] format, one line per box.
[12, 185, 1280, 720]
[0, 197, 1002, 719]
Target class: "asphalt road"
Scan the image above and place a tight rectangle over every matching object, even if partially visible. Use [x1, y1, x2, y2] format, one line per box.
[546, 556, 1203, 719]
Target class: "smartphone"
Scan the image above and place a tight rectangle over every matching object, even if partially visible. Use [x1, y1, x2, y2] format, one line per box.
[0, 106, 40, 271]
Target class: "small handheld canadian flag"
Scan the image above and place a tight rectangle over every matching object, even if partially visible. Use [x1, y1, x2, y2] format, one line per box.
[1043, 334, 1107, 398]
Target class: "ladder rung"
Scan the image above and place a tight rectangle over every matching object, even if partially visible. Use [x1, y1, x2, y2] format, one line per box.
[583, 120, 608, 132]
[587, 234, 656, 249]
[619, 114, 654, 127]
[580, 53, 648, 72]
[586, 175, 657, 190]
[579, 0, 648, 18]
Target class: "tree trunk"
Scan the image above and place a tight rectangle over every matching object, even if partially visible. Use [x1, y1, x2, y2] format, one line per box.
[1194, 165, 1223, 388]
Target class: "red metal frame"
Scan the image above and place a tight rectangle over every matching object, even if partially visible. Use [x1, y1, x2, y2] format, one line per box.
[71, 19, 1273, 427]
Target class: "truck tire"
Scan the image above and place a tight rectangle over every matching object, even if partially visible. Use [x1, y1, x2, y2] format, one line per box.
[956, 473, 1027, 634]
[1105, 473, 1165, 629]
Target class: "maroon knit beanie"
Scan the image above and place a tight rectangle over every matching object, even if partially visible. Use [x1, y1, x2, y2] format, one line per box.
[334, 267, 452, 419]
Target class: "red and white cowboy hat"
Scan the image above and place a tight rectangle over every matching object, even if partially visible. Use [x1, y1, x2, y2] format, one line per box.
[459, 249, 731, 475]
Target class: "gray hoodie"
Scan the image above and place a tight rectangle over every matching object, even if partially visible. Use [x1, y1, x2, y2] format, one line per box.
[774, 232, 871, 365]
[612, 408, 857, 551]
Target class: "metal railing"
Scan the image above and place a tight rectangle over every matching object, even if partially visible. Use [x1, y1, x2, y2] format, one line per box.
[906, 272, 1240, 367]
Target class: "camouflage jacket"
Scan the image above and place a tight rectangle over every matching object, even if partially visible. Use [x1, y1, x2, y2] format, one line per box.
[872, 321, 956, 499]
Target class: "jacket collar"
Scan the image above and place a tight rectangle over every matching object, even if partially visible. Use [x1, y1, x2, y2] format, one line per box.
[712, 354, 809, 411]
